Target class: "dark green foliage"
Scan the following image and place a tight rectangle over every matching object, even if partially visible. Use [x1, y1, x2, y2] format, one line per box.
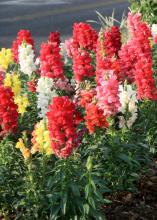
[0, 139, 24, 217]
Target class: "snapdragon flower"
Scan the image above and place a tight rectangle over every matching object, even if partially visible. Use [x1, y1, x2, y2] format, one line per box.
[0, 48, 14, 70]
[151, 24, 157, 43]
[4, 73, 21, 96]
[119, 84, 138, 128]
[36, 77, 57, 118]
[18, 43, 36, 77]
[31, 120, 53, 155]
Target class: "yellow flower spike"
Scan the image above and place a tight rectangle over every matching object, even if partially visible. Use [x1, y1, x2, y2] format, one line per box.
[22, 148, 31, 160]
[36, 136, 44, 144]
[43, 130, 53, 155]
[16, 138, 25, 150]
[12, 74, 21, 95]
[0, 48, 14, 70]
[4, 73, 12, 88]
[14, 94, 30, 115]
[16, 134, 31, 160]
[4, 72, 22, 96]
[31, 120, 53, 155]
[31, 144, 40, 154]
[45, 147, 53, 156]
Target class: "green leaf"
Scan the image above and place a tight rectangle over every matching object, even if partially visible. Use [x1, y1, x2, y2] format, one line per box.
[61, 192, 67, 215]
[88, 197, 96, 209]
[83, 203, 90, 215]
[118, 153, 132, 165]
[50, 205, 61, 220]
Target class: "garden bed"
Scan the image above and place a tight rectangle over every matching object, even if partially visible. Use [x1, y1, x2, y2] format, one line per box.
[105, 162, 157, 220]
[1, 1, 157, 219]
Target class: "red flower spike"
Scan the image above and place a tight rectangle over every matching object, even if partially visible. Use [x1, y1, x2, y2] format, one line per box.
[72, 49, 95, 83]
[12, 29, 34, 63]
[73, 22, 98, 52]
[0, 85, 18, 135]
[39, 41, 64, 79]
[47, 96, 82, 158]
[85, 103, 108, 134]
[127, 13, 157, 100]
[48, 31, 60, 46]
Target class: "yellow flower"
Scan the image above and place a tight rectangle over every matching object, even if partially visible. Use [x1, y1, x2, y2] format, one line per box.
[43, 130, 53, 155]
[4, 72, 28, 116]
[16, 138, 25, 150]
[0, 48, 14, 70]
[31, 144, 40, 154]
[16, 137, 31, 160]
[14, 94, 30, 115]
[4, 73, 12, 87]
[12, 74, 21, 95]
[31, 120, 53, 155]
[4, 73, 21, 96]
[22, 148, 31, 160]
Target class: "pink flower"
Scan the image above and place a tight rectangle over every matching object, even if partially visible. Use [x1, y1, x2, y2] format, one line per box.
[55, 78, 74, 93]
[65, 38, 75, 58]
[96, 71, 121, 116]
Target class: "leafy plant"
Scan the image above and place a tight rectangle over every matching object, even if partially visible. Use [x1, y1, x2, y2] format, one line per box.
[130, 0, 157, 24]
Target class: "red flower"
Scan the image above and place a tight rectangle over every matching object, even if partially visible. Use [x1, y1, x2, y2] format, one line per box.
[0, 70, 4, 85]
[73, 22, 98, 52]
[96, 34, 123, 83]
[118, 42, 137, 83]
[80, 89, 96, 108]
[48, 31, 60, 46]
[27, 79, 37, 93]
[79, 88, 108, 134]
[84, 103, 108, 134]
[72, 48, 95, 83]
[39, 42, 64, 79]
[0, 85, 18, 135]
[126, 13, 157, 100]
[47, 96, 82, 158]
[104, 26, 121, 57]
[12, 29, 34, 63]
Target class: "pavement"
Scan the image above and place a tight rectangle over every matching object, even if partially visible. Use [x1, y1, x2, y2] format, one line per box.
[0, 0, 129, 52]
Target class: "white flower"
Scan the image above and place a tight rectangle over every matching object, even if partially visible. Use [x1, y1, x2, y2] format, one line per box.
[119, 84, 138, 128]
[128, 100, 136, 113]
[60, 42, 69, 64]
[118, 116, 126, 128]
[36, 77, 57, 118]
[18, 43, 36, 77]
[127, 112, 138, 129]
[35, 57, 40, 66]
[152, 24, 157, 36]
[151, 24, 157, 43]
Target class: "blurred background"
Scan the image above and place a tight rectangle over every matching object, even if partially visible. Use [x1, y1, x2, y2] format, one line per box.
[0, 0, 129, 51]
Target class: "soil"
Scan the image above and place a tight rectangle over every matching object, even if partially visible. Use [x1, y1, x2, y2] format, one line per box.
[104, 165, 157, 220]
